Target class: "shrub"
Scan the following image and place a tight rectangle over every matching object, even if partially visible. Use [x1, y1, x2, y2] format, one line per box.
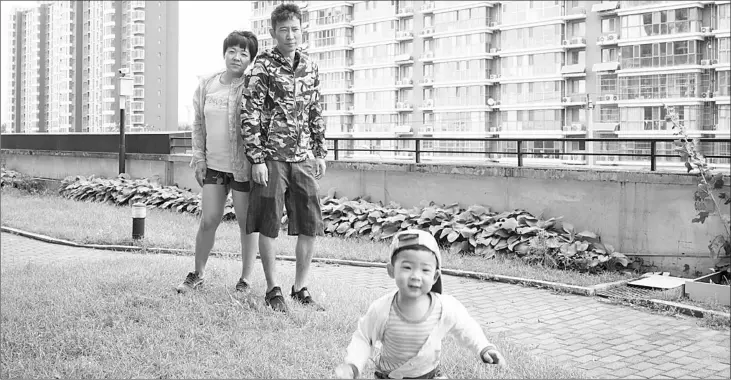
[1, 168, 46, 194]
[58, 174, 629, 273]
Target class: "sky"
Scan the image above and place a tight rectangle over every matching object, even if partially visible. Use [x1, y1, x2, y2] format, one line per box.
[0, 1, 251, 125]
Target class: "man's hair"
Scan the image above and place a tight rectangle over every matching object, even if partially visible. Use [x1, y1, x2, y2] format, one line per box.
[270, 3, 302, 30]
[222, 30, 258, 58]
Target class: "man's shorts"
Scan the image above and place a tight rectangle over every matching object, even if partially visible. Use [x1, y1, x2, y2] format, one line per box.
[203, 168, 250, 193]
[246, 159, 324, 238]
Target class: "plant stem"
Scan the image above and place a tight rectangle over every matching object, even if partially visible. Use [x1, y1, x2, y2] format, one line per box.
[666, 107, 731, 238]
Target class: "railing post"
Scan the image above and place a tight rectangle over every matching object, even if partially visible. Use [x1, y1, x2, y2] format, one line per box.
[333, 139, 339, 161]
[650, 140, 656, 171]
[516, 140, 523, 167]
[415, 138, 421, 164]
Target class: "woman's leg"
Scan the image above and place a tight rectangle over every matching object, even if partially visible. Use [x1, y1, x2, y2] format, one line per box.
[193, 183, 228, 277]
[232, 188, 259, 284]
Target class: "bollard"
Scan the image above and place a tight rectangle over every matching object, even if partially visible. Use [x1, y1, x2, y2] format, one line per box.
[132, 203, 146, 240]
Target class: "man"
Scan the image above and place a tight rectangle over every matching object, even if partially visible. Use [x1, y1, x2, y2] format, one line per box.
[241, 3, 327, 313]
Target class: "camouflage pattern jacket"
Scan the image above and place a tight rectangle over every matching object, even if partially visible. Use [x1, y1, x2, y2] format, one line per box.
[190, 70, 250, 182]
[241, 47, 327, 164]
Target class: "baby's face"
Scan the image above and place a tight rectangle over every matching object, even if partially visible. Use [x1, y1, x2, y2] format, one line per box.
[392, 249, 438, 299]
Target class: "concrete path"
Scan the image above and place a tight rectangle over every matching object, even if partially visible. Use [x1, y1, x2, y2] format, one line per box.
[2, 233, 729, 379]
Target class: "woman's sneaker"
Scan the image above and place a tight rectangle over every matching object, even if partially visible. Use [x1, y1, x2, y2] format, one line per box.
[176, 272, 204, 293]
[235, 278, 251, 292]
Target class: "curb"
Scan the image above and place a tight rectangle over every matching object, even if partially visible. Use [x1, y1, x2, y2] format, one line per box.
[1, 225, 614, 297]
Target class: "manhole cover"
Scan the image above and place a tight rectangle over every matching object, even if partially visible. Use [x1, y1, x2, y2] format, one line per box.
[596, 284, 658, 300]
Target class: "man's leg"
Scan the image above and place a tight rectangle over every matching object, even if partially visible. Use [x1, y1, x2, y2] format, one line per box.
[246, 160, 289, 311]
[231, 183, 258, 291]
[293, 234, 315, 292]
[287, 159, 325, 309]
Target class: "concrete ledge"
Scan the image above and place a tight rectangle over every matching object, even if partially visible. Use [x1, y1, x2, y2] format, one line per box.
[2, 149, 171, 162]
[327, 160, 729, 186]
[0, 225, 598, 297]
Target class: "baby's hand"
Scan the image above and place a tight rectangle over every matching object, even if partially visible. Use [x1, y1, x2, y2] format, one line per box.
[482, 349, 506, 366]
[335, 363, 355, 379]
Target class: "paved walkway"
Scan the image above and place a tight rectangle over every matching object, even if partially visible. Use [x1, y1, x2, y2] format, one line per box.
[2, 233, 729, 379]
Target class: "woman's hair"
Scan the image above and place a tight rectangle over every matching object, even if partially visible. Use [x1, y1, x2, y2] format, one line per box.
[222, 30, 258, 58]
[270, 3, 302, 30]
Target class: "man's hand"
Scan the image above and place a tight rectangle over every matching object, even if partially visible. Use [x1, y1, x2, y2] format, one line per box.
[482, 349, 505, 366]
[252, 163, 268, 187]
[334, 363, 354, 379]
[194, 161, 207, 188]
[315, 158, 326, 180]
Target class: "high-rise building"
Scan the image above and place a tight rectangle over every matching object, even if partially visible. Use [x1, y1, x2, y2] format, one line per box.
[249, 0, 729, 165]
[6, 0, 179, 133]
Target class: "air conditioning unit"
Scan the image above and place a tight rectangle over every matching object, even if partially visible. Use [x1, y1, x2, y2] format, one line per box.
[396, 80, 403, 85]
[701, 92, 709, 98]
[406, 103, 413, 109]
[572, 37, 585, 45]
[562, 96, 571, 103]
[489, 127, 497, 132]
[562, 125, 572, 131]
[701, 27, 712, 34]
[711, 59, 719, 65]
[489, 22, 497, 28]
[562, 39, 569, 45]
[490, 48, 498, 54]
[347, 106, 354, 111]
[604, 94, 614, 101]
[701, 59, 711, 66]
[423, 125, 433, 133]
[424, 99, 434, 107]
[572, 123, 583, 131]
[597, 36, 605, 43]
[489, 74, 499, 80]
[408, 78, 414, 84]
[396, 102, 404, 109]
[607, 34, 617, 41]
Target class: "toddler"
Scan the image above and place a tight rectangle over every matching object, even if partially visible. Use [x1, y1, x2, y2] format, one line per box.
[335, 229, 505, 379]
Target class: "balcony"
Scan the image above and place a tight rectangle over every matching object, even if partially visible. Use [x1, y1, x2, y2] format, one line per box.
[561, 64, 586, 77]
[420, 77, 434, 86]
[418, 51, 434, 62]
[396, 30, 414, 41]
[395, 78, 413, 88]
[394, 54, 413, 64]
[562, 124, 587, 136]
[591, 1, 620, 14]
[561, 37, 586, 49]
[596, 33, 620, 46]
[561, 94, 585, 106]
[131, 0, 145, 9]
[421, 99, 435, 110]
[396, 6, 414, 17]
[592, 61, 620, 72]
[421, 26, 435, 38]
[393, 125, 413, 136]
[421, 1, 435, 14]
[396, 102, 414, 111]
[597, 93, 620, 104]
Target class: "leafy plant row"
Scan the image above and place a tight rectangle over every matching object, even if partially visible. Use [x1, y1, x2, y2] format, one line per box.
[58, 173, 236, 219]
[1, 168, 46, 194]
[56, 173, 629, 273]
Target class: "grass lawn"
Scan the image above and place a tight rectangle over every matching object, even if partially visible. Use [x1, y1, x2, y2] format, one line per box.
[1, 187, 629, 287]
[0, 252, 586, 379]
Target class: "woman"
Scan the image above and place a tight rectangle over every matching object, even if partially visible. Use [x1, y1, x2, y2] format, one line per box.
[176, 30, 259, 293]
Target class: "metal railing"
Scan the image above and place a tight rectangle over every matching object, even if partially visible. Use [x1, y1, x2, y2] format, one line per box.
[169, 136, 730, 172]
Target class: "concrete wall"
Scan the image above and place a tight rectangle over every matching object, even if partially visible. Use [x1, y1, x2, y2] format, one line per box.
[2, 149, 728, 275]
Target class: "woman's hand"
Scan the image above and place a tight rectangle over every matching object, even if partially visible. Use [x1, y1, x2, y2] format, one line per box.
[194, 162, 207, 188]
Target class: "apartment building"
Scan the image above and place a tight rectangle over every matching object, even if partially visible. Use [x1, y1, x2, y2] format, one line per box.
[6, 0, 178, 134]
[249, 0, 728, 165]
